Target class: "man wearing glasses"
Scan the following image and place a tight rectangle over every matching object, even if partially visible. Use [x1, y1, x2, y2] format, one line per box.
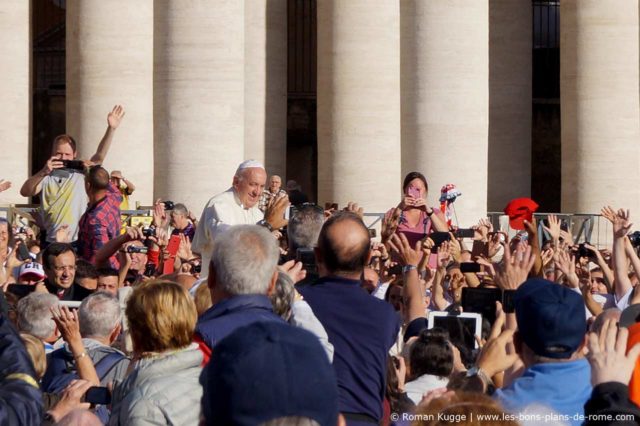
[42, 242, 92, 301]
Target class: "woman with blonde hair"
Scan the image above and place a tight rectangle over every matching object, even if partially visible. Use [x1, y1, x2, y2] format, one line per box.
[109, 280, 202, 426]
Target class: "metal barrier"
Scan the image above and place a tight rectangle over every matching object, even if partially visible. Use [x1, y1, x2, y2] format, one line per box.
[0, 204, 615, 248]
[364, 211, 613, 248]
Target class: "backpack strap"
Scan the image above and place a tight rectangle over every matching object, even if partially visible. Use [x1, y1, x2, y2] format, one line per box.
[94, 351, 126, 382]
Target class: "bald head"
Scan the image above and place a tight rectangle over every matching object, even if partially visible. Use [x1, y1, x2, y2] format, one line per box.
[317, 212, 370, 277]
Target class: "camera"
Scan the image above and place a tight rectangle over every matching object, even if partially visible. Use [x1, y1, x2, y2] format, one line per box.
[142, 226, 156, 238]
[126, 245, 148, 254]
[629, 231, 640, 247]
[577, 243, 594, 258]
[296, 248, 317, 274]
[61, 160, 85, 171]
[162, 201, 175, 210]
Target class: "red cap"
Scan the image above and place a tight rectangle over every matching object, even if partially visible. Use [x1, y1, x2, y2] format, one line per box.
[503, 198, 539, 230]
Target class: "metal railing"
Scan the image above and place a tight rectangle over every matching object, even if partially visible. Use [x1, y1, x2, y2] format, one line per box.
[0, 204, 615, 249]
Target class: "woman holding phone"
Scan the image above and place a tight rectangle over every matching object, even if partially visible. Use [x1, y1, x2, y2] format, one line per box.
[383, 172, 448, 249]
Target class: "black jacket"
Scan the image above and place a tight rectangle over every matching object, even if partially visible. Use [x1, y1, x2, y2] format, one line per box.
[584, 382, 640, 425]
[0, 314, 43, 425]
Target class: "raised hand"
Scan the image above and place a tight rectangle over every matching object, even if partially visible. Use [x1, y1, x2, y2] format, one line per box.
[474, 218, 492, 241]
[436, 241, 452, 270]
[264, 193, 290, 230]
[43, 156, 64, 175]
[541, 248, 555, 268]
[107, 104, 125, 129]
[601, 206, 617, 224]
[124, 226, 145, 242]
[400, 195, 416, 210]
[278, 259, 307, 284]
[343, 201, 364, 220]
[0, 180, 11, 193]
[554, 249, 579, 288]
[55, 224, 71, 243]
[388, 233, 421, 267]
[494, 242, 535, 290]
[587, 319, 640, 386]
[381, 208, 401, 243]
[476, 328, 519, 378]
[612, 208, 633, 239]
[176, 233, 193, 261]
[50, 305, 82, 346]
[153, 199, 168, 228]
[542, 214, 562, 242]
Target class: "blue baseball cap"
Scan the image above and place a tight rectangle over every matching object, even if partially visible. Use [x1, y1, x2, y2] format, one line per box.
[515, 278, 587, 359]
[200, 321, 339, 426]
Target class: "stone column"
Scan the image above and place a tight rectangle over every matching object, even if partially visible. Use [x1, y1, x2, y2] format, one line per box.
[66, 0, 154, 205]
[317, 1, 401, 212]
[0, 2, 30, 203]
[154, 0, 245, 212]
[561, 1, 640, 217]
[488, 0, 532, 211]
[401, 1, 489, 226]
[244, 0, 287, 178]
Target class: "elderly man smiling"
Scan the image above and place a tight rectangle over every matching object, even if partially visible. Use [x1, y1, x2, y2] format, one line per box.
[192, 160, 289, 272]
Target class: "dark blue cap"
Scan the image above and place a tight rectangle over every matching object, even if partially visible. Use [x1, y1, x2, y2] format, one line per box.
[200, 321, 338, 426]
[515, 278, 587, 359]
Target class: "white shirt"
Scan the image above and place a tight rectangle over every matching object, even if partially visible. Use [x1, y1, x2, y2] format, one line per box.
[191, 188, 264, 273]
[404, 374, 449, 405]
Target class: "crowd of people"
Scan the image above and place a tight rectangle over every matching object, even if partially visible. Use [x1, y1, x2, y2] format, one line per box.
[2, 107, 640, 426]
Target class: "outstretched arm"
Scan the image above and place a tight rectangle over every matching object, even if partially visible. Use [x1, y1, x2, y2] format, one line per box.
[388, 233, 425, 323]
[602, 206, 634, 301]
[90, 105, 125, 164]
[20, 156, 64, 197]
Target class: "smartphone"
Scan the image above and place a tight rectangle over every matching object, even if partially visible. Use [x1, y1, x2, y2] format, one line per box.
[61, 160, 85, 171]
[460, 262, 483, 274]
[7, 284, 36, 298]
[471, 240, 489, 258]
[17, 244, 31, 261]
[143, 263, 156, 277]
[85, 386, 111, 405]
[461, 287, 501, 326]
[454, 228, 475, 239]
[430, 232, 451, 249]
[387, 264, 403, 276]
[428, 311, 482, 350]
[408, 187, 420, 199]
[296, 248, 316, 275]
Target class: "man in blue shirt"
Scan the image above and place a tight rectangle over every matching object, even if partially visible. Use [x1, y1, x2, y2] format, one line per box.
[494, 278, 592, 426]
[299, 212, 400, 425]
[195, 225, 284, 362]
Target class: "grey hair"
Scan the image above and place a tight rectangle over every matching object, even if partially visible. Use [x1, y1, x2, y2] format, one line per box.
[287, 206, 324, 252]
[17, 293, 58, 340]
[79, 291, 121, 338]
[270, 272, 295, 320]
[212, 225, 279, 295]
[172, 203, 189, 216]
